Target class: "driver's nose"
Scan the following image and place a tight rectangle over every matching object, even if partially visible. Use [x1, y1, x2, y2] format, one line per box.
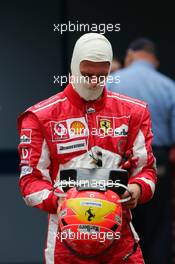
[90, 76, 98, 88]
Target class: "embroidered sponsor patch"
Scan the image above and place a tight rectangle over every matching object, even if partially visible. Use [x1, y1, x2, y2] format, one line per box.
[96, 116, 129, 137]
[50, 117, 88, 141]
[20, 147, 32, 164]
[20, 129, 32, 144]
[59, 209, 67, 218]
[114, 124, 128, 137]
[97, 117, 113, 136]
[99, 119, 112, 135]
[78, 225, 99, 233]
[57, 139, 86, 154]
[115, 215, 122, 225]
[21, 147, 30, 159]
[20, 166, 33, 178]
[66, 117, 88, 138]
[80, 201, 102, 207]
[70, 121, 85, 135]
[50, 121, 69, 141]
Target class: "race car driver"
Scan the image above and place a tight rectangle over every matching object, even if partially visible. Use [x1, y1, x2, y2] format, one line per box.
[17, 33, 157, 263]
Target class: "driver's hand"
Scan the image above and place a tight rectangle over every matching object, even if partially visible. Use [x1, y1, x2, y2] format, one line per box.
[122, 183, 141, 209]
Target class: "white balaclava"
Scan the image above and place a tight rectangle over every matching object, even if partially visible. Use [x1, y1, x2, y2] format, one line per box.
[70, 33, 113, 101]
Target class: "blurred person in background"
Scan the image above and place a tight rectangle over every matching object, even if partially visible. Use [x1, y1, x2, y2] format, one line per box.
[110, 56, 122, 73]
[107, 37, 175, 263]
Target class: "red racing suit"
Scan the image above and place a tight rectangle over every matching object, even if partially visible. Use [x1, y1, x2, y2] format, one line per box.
[17, 84, 157, 264]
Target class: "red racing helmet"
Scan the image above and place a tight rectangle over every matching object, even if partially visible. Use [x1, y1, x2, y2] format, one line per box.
[58, 187, 122, 257]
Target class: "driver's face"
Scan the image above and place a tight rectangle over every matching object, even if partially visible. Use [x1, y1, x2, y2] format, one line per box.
[80, 60, 110, 88]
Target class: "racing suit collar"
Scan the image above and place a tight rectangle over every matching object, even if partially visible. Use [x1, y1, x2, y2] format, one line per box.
[64, 83, 107, 112]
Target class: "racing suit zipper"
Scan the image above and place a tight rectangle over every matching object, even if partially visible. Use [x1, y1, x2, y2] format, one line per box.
[85, 105, 102, 167]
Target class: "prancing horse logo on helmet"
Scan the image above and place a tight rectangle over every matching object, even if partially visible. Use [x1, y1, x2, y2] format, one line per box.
[85, 207, 95, 221]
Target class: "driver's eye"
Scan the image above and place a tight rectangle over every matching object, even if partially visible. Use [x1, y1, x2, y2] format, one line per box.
[84, 75, 90, 81]
[81, 73, 106, 84]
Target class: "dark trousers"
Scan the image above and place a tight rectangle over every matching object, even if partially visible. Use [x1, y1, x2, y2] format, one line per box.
[132, 147, 172, 264]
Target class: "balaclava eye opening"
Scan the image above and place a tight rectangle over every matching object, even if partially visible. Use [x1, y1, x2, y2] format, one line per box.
[70, 33, 113, 101]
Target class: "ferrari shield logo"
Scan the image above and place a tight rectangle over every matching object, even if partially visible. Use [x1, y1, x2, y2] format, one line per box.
[99, 119, 112, 134]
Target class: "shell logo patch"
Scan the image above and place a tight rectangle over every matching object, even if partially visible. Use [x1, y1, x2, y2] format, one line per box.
[70, 121, 85, 135]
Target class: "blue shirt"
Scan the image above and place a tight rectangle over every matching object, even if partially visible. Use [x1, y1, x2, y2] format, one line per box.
[107, 60, 175, 146]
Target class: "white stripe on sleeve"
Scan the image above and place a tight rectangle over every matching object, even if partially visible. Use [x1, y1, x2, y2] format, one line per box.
[136, 177, 155, 194]
[23, 189, 51, 207]
[131, 130, 147, 176]
[37, 139, 52, 183]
